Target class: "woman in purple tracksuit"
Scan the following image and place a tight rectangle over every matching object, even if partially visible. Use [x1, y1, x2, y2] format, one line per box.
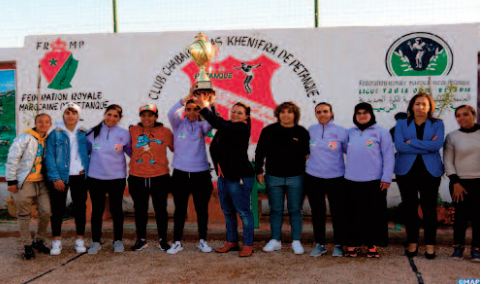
[305, 102, 348, 257]
[86, 104, 131, 254]
[167, 95, 214, 254]
[344, 102, 394, 258]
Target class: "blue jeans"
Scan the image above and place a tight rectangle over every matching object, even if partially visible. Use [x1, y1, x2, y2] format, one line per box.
[266, 175, 304, 241]
[217, 177, 254, 245]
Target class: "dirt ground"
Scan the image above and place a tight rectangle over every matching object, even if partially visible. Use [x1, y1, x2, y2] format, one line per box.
[0, 236, 478, 284]
[0, 216, 479, 283]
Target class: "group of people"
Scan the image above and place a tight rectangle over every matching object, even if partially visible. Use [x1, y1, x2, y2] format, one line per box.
[5, 87, 479, 262]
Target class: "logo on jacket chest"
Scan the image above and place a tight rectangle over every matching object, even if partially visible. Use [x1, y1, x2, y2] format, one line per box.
[328, 141, 338, 150]
[365, 139, 375, 147]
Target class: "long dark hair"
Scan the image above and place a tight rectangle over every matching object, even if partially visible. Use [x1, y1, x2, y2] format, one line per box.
[233, 102, 251, 126]
[87, 104, 123, 138]
[407, 91, 436, 120]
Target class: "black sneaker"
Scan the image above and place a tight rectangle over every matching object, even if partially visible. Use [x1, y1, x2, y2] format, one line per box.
[158, 239, 171, 251]
[32, 239, 50, 254]
[131, 239, 148, 251]
[23, 245, 35, 260]
[451, 245, 464, 259]
[424, 251, 436, 260]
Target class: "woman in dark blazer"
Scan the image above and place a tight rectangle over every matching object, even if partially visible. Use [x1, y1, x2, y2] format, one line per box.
[394, 91, 444, 259]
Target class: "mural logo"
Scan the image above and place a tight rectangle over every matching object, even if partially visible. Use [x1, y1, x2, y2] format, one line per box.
[182, 55, 279, 143]
[386, 32, 453, 76]
[40, 38, 79, 90]
[233, 62, 262, 94]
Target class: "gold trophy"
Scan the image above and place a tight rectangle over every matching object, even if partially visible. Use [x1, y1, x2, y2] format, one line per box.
[189, 32, 217, 90]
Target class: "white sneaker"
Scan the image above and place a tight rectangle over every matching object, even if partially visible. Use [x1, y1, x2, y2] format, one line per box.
[74, 238, 87, 253]
[292, 240, 304, 255]
[167, 241, 184, 255]
[113, 240, 124, 253]
[87, 242, 102, 255]
[197, 239, 212, 253]
[50, 240, 62, 256]
[263, 239, 282, 252]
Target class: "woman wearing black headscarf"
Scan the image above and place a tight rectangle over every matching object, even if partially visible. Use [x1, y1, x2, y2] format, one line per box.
[344, 102, 395, 258]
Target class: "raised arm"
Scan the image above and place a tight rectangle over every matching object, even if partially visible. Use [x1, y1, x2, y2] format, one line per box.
[199, 107, 230, 130]
[168, 100, 183, 130]
[168, 98, 187, 131]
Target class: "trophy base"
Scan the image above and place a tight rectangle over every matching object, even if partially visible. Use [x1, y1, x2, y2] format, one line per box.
[194, 80, 213, 91]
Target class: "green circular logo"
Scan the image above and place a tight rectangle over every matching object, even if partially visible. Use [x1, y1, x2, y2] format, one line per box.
[386, 32, 453, 76]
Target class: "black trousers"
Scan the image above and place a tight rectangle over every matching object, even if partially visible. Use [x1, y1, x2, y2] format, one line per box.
[128, 174, 170, 241]
[172, 169, 212, 241]
[89, 178, 126, 242]
[450, 178, 480, 248]
[397, 173, 441, 245]
[49, 174, 88, 237]
[304, 174, 347, 245]
[345, 179, 388, 247]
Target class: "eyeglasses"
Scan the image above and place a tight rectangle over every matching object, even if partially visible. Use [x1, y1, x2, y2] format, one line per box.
[185, 107, 200, 112]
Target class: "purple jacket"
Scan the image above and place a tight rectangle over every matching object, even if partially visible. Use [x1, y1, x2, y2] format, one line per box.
[87, 123, 131, 180]
[344, 124, 395, 183]
[306, 122, 348, 179]
[168, 100, 211, 172]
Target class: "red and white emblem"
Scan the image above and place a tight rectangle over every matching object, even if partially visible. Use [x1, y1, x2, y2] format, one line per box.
[182, 55, 280, 143]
